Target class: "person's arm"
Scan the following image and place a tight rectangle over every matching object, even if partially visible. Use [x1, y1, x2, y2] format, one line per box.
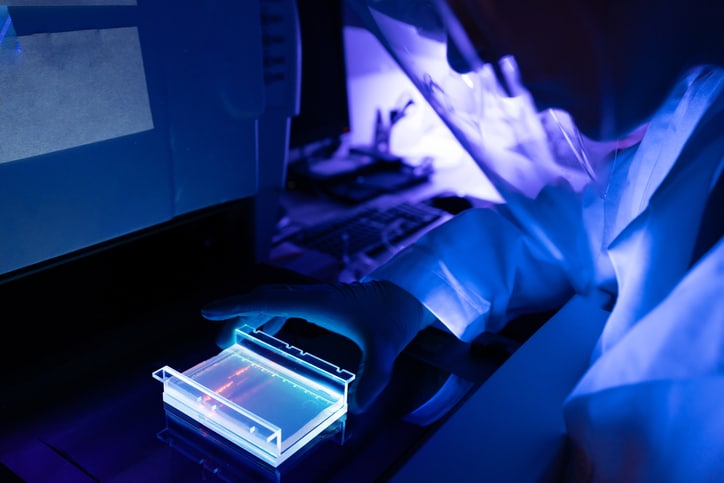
[364, 205, 576, 341]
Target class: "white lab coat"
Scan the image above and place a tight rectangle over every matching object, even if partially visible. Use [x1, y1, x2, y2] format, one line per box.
[366, 66, 724, 480]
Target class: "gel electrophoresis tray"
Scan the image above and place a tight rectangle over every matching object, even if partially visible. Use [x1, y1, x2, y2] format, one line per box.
[153, 326, 355, 468]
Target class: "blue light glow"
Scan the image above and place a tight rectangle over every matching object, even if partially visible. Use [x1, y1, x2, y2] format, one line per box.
[0, 7, 16, 43]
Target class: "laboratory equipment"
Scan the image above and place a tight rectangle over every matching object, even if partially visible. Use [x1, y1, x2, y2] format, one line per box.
[153, 326, 354, 473]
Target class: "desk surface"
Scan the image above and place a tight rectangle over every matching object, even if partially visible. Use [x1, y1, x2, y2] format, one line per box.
[0, 289, 602, 482]
[0, 263, 511, 482]
[391, 296, 609, 482]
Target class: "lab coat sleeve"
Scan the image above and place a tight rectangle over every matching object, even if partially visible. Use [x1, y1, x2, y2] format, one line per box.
[563, 238, 724, 481]
[363, 206, 575, 341]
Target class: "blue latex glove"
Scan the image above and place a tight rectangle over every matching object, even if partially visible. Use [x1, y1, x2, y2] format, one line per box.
[201, 280, 436, 413]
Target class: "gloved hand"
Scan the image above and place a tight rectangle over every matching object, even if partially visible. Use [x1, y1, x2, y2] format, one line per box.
[201, 280, 437, 413]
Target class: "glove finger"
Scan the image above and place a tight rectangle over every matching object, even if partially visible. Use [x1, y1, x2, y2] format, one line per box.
[215, 314, 273, 348]
[202, 284, 366, 347]
[260, 316, 287, 336]
[348, 344, 394, 414]
[202, 284, 332, 320]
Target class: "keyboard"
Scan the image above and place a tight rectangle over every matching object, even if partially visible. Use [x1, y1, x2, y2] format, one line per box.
[287, 200, 447, 260]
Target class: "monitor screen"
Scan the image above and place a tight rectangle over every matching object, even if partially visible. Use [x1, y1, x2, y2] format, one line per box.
[0, 2, 294, 279]
[288, 0, 351, 151]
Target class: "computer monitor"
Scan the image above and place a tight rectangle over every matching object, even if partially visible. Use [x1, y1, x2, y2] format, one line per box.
[0, 0, 299, 280]
[288, 0, 351, 156]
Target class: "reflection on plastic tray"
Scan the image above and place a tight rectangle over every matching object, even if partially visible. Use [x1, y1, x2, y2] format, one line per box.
[153, 325, 355, 468]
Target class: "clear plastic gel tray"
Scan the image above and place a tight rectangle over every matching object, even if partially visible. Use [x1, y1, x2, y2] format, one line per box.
[152, 325, 355, 467]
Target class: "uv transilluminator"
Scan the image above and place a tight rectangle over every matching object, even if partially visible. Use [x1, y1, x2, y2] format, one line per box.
[153, 325, 355, 468]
